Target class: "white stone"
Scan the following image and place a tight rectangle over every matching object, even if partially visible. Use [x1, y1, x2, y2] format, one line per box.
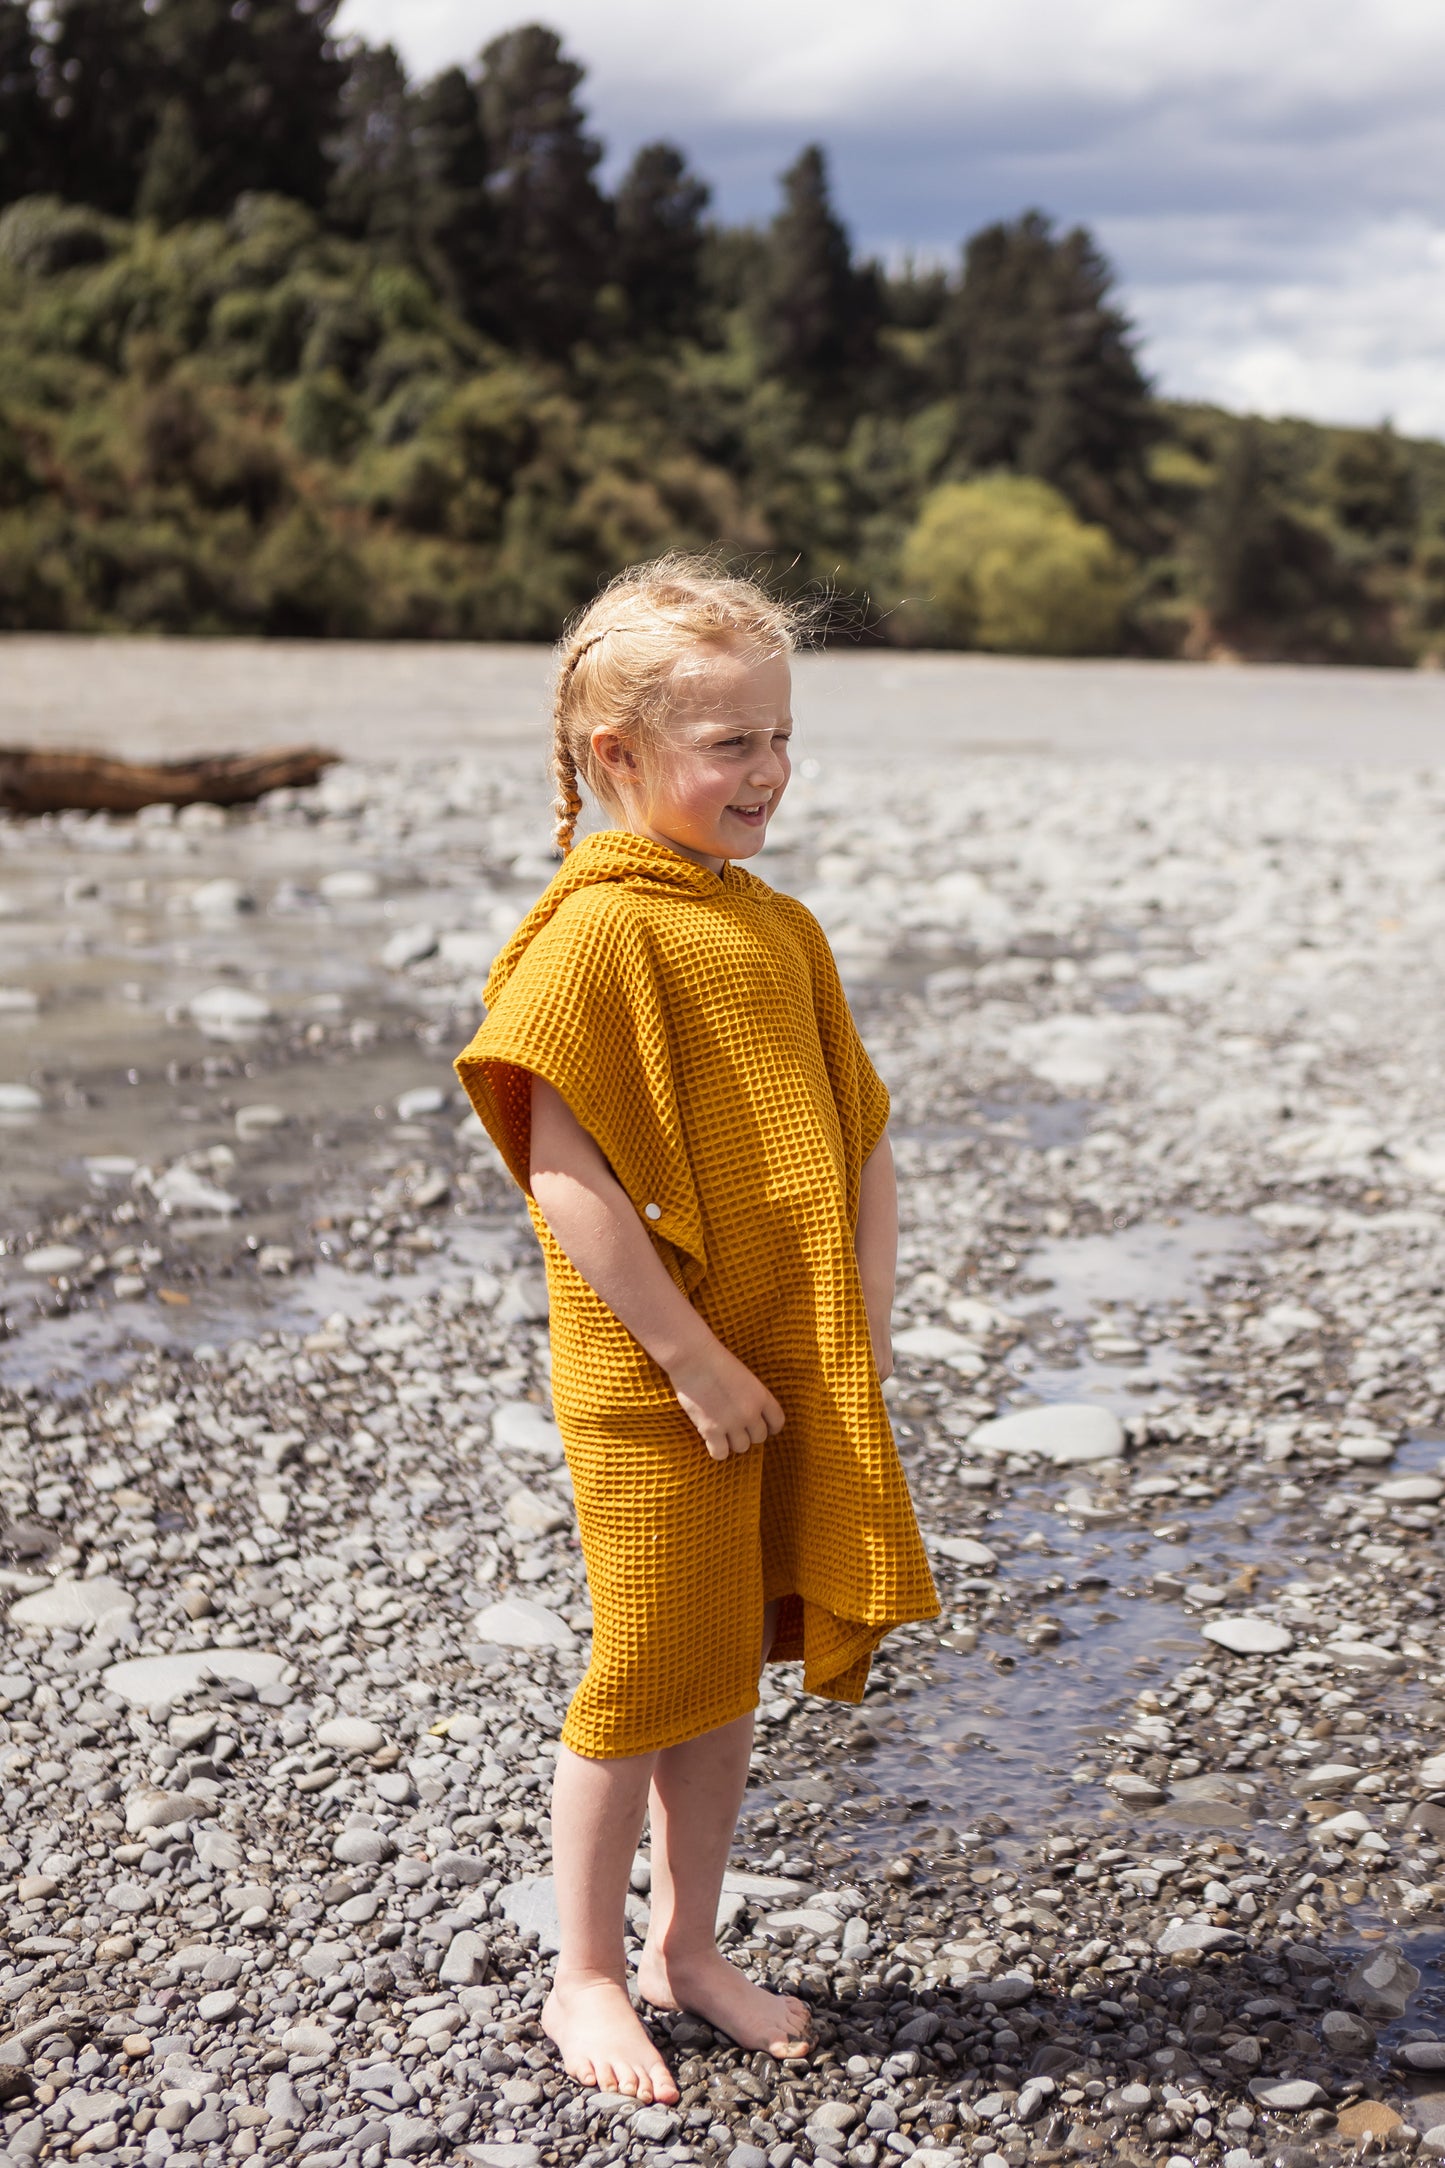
[316, 1717, 384, 1755]
[84, 1154, 138, 1185]
[381, 924, 438, 970]
[319, 869, 380, 902]
[1375, 1475, 1444, 1503]
[189, 878, 251, 917]
[893, 1325, 986, 1373]
[1107, 1771, 1166, 1805]
[1327, 1640, 1405, 1672]
[1336, 1434, 1395, 1463]
[1201, 1616, 1294, 1656]
[1417, 1753, 1445, 1790]
[234, 1103, 286, 1139]
[9, 1574, 135, 1631]
[471, 1597, 576, 1650]
[439, 930, 497, 972]
[281, 2022, 335, 2058]
[0, 1083, 43, 1114]
[969, 1404, 1125, 1466]
[153, 1164, 240, 1216]
[1292, 1763, 1362, 1798]
[1157, 1919, 1243, 1955]
[20, 1243, 86, 1276]
[439, 1930, 489, 1986]
[255, 1488, 290, 1528]
[189, 986, 272, 1035]
[0, 987, 37, 1014]
[124, 1786, 201, 1835]
[1249, 2079, 1325, 2110]
[930, 1535, 998, 1570]
[102, 1648, 287, 1704]
[492, 1402, 565, 1462]
[396, 1085, 448, 1119]
[505, 1489, 570, 1537]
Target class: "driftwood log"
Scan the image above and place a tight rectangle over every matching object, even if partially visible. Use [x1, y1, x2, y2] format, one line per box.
[0, 744, 337, 818]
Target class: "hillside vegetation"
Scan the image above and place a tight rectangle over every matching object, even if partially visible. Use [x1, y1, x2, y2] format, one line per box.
[1, 4, 1443, 658]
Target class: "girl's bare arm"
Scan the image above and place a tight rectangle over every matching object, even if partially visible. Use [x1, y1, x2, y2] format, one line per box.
[528, 1073, 784, 1460]
[855, 1130, 898, 1382]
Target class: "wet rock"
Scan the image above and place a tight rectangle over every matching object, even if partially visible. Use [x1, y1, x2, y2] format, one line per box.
[1157, 1919, 1243, 1955]
[1321, 2010, 1375, 2057]
[1202, 1616, 1293, 1656]
[930, 1535, 998, 1569]
[968, 1403, 1125, 1465]
[1107, 1770, 1166, 1804]
[1292, 1763, 1362, 1798]
[1398, 2042, 1445, 2071]
[1420, 1753, 1445, 1790]
[1249, 2078, 1326, 2110]
[1345, 1943, 1421, 2020]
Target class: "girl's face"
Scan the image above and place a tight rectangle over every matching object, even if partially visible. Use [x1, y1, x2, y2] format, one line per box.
[592, 641, 793, 874]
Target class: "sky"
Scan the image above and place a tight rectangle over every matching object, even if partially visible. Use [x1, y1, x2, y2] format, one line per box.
[334, 0, 1445, 438]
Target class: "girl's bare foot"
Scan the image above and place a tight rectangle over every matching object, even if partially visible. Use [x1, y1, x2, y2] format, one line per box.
[542, 1973, 679, 2103]
[636, 1945, 811, 2057]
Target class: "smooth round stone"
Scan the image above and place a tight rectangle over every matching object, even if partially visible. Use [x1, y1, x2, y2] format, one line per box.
[380, 923, 438, 970]
[189, 985, 272, 1034]
[101, 1648, 287, 1704]
[1336, 1435, 1395, 1463]
[0, 987, 38, 1013]
[0, 1083, 43, 1114]
[234, 1103, 286, 1139]
[299, 1941, 353, 1981]
[893, 1324, 986, 1372]
[1157, 1918, 1242, 1955]
[1248, 2079, 1325, 2110]
[969, 1403, 1125, 1465]
[1398, 2042, 1445, 2071]
[332, 1828, 392, 1866]
[20, 1243, 86, 1277]
[319, 869, 380, 902]
[316, 1716, 384, 1755]
[10, 1574, 135, 1630]
[930, 1535, 998, 1569]
[471, 1596, 577, 1650]
[85, 1154, 138, 1184]
[1201, 1616, 1293, 1656]
[196, 1988, 240, 2023]
[395, 1085, 448, 1120]
[281, 2022, 335, 2058]
[189, 878, 252, 917]
[1375, 1475, 1444, 1503]
[1419, 1754, 1445, 1790]
[491, 1402, 565, 1462]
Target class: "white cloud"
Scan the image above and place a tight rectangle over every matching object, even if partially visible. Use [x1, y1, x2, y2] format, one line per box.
[333, 0, 1445, 435]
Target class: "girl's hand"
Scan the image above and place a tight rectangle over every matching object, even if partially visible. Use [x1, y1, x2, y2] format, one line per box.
[666, 1340, 785, 1462]
[871, 1327, 894, 1384]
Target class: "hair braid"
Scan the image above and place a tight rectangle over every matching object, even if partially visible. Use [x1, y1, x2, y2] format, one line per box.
[551, 648, 587, 854]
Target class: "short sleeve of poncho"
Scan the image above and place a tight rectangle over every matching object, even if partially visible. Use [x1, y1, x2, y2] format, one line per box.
[455, 888, 708, 1286]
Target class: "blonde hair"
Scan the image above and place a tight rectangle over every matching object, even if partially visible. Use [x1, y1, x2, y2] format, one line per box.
[550, 554, 802, 853]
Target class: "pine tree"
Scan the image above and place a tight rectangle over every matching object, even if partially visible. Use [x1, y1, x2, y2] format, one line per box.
[473, 24, 611, 356]
[139, 0, 346, 221]
[44, 0, 159, 214]
[327, 42, 419, 251]
[947, 211, 1155, 534]
[754, 144, 877, 390]
[613, 142, 709, 344]
[413, 64, 493, 323]
[0, 0, 48, 205]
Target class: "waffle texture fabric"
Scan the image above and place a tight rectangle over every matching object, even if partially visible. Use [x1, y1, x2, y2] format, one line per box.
[454, 828, 938, 1758]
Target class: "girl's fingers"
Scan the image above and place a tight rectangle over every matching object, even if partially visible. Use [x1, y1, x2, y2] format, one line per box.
[764, 1394, 785, 1434]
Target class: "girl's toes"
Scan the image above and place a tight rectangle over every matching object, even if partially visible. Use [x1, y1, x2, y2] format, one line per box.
[575, 2059, 597, 2087]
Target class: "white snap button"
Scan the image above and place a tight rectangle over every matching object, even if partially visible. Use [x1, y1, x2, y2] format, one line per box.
[644, 1202, 662, 1221]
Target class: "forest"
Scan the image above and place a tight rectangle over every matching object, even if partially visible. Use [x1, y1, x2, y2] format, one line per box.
[1, 0, 1443, 659]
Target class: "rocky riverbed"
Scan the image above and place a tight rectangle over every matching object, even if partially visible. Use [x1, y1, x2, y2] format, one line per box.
[2, 742, 1445, 2168]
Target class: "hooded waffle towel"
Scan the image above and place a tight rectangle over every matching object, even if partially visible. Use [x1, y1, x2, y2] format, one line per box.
[455, 828, 938, 1758]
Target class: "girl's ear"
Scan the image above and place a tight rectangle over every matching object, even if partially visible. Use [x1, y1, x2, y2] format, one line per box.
[591, 726, 637, 780]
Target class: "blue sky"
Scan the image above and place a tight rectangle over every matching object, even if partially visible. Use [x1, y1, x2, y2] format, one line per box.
[335, 0, 1445, 437]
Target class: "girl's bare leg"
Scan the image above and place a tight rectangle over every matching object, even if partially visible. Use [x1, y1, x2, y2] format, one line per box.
[541, 1744, 679, 2103]
[636, 1601, 811, 2055]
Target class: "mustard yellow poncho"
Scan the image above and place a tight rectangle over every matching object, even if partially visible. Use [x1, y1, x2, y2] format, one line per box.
[455, 829, 938, 1758]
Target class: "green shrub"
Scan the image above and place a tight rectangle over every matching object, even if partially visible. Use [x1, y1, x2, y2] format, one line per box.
[0, 198, 117, 276]
[900, 474, 1131, 653]
[286, 370, 366, 462]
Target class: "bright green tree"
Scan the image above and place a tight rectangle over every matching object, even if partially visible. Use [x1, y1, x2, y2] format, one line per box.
[900, 473, 1131, 653]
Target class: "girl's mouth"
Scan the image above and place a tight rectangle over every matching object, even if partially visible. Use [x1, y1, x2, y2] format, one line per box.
[727, 801, 768, 826]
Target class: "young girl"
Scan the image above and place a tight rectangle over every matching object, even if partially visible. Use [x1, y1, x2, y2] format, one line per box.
[455, 557, 938, 2106]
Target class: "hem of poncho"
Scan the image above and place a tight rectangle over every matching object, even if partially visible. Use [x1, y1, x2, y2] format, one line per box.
[557, 1682, 763, 1761]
